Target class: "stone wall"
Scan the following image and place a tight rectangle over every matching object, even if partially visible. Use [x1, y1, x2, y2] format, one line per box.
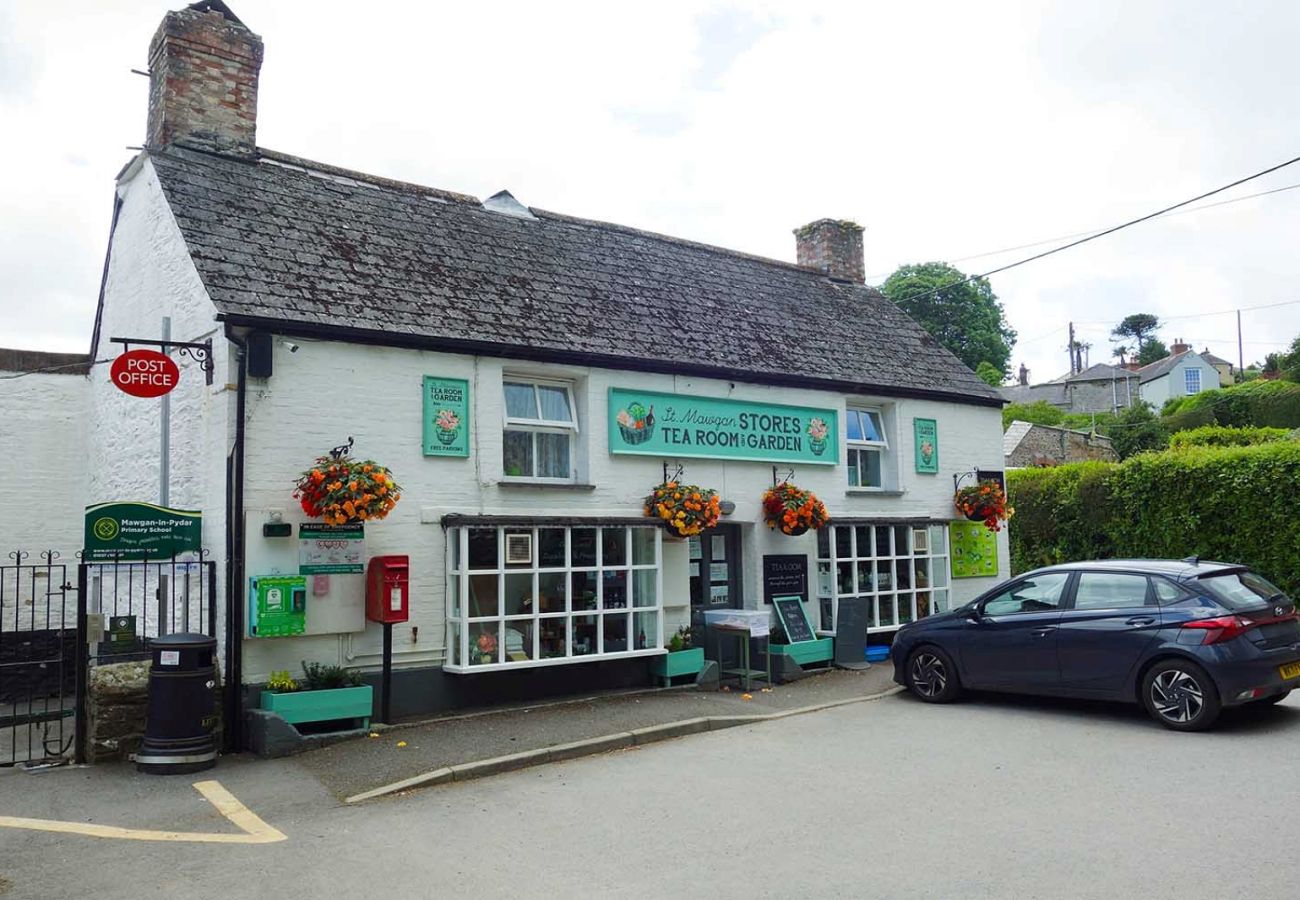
[85, 659, 223, 763]
[793, 219, 865, 282]
[1006, 421, 1117, 468]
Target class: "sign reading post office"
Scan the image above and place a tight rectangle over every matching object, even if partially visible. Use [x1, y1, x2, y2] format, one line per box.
[84, 502, 202, 561]
[608, 388, 838, 465]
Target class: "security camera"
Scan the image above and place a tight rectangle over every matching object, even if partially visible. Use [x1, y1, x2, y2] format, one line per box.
[280, 340, 300, 353]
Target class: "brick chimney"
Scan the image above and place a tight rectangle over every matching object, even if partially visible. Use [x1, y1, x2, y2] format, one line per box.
[794, 219, 865, 283]
[147, 1, 263, 156]
[1170, 338, 1191, 356]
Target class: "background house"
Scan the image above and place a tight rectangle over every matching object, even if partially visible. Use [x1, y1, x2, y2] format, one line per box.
[1137, 341, 1220, 407]
[1000, 362, 1138, 414]
[1200, 348, 1236, 387]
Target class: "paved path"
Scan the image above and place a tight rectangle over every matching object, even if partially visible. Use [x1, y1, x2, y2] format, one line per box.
[4, 687, 1299, 899]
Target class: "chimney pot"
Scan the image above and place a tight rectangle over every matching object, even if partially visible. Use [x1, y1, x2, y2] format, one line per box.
[1171, 338, 1191, 356]
[147, 2, 263, 156]
[793, 219, 865, 283]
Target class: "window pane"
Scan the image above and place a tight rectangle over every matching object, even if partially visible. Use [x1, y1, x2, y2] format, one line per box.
[602, 570, 628, 609]
[834, 526, 853, 558]
[537, 385, 573, 423]
[468, 574, 499, 617]
[864, 411, 884, 442]
[631, 528, 656, 565]
[917, 592, 931, 619]
[864, 450, 882, 487]
[503, 620, 533, 661]
[846, 410, 864, 441]
[536, 432, 570, 478]
[503, 429, 533, 477]
[837, 562, 853, 594]
[467, 528, 498, 570]
[894, 526, 910, 555]
[875, 526, 892, 556]
[856, 526, 873, 557]
[817, 528, 830, 560]
[879, 593, 896, 627]
[504, 381, 537, 419]
[450, 530, 461, 570]
[896, 562, 911, 590]
[983, 573, 1070, 616]
[537, 572, 567, 613]
[929, 525, 947, 554]
[633, 569, 657, 607]
[468, 622, 500, 665]
[602, 527, 627, 566]
[1152, 578, 1182, 604]
[856, 562, 873, 594]
[571, 571, 598, 610]
[633, 611, 657, 650]
[572, 528, 597, 567]
[933, 590, 950, 614]
[603, 613, 629, 651]
[448, 621, 460, 666]
[538, 528, 566, 568]
[572, 615, 598, 655]
[539, 617, 567, 659]
[915, 559, 931, 590]
[504, 573, 533, 616]
[847, 451, 860, 487]
[448, 573, 460, 616]
[899, 594, 914, 624]
[1074, 573, 1151, 610]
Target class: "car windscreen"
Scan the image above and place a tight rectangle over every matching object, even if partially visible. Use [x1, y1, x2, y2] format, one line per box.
[1199, 570, 1290, 612]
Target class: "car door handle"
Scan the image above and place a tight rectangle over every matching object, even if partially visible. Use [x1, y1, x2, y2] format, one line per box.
[1125, 616, 1155, 626]
[1030, 626, 1057, 637]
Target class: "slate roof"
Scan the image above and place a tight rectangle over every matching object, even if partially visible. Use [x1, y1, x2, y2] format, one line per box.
[0, 347, 91, 375]
[999, 382, 1067, 406]
[147, 145, 1002, 406]
[1200, 349, 1232, 367]
[1061, 363, 1137, 383]
[1137, 350, 1201, 383]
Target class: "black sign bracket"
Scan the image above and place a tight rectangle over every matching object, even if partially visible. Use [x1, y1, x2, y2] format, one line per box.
[110, 335, 215, 385]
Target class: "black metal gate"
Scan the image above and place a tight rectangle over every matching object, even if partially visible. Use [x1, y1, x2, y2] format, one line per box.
[1, 551, 76, 767]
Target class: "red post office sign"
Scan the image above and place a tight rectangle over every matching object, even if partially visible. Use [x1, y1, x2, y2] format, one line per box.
[110, 349, 180, 398]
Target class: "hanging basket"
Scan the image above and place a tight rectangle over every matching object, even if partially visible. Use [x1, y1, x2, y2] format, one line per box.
[645, 481, 721, 538]
[293, 453, 402, 526]
[953, 480, 1012, 532]
[761, 482, 830, 536]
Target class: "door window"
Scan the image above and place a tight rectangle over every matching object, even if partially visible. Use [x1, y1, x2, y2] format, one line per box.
[1073, 572, 1152, 610]
[982, 573, 1070, 616]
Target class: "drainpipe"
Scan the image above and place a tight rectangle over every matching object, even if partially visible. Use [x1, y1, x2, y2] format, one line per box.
[224, 326, 248, 753]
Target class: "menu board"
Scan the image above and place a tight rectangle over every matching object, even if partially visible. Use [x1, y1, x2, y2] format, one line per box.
[773, 595, 816, 644]
[763, 554, 808, 605]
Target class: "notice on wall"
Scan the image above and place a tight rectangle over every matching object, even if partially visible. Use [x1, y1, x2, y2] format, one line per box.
[949, 522, 998, 579]
[84, 502, 201, 561]
[422, 376, 470, 457]
[913, 418, 939, 474]
[299, 523, 365, 574]
[762, 554, 808, 605]
[608, 387, 838, 465]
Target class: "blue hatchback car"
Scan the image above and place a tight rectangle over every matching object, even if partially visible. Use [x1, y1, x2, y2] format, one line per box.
[892, 559, 1300, 730]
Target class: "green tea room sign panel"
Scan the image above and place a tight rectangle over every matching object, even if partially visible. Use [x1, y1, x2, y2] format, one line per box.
[84, 502, 202, 561]
[608, 388, 838, 465]
[913, 418, 938, 473]
[422, 376, 470, 457]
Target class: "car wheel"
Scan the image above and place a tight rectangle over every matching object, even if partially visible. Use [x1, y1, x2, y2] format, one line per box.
[906, 646, 963, 703]
[1141, 659, 1221, 731]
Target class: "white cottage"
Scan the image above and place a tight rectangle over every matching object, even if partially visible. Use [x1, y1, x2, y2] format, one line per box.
[1137, 341, 1221, 408]
[78, 1, 1009, 742]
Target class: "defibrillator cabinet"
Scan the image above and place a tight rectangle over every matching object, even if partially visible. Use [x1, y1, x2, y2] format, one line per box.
[248, 575, 308, 637]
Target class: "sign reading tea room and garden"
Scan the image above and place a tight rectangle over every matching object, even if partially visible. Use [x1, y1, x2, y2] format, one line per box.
[422, 376, 470, 457]
[913, 418, 939, 473]
[608, 388, 838, 465]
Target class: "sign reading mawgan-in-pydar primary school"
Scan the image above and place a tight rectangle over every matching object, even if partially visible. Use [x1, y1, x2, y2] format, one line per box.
[607, 388, 838, 465]
[83, 502, 202, 561]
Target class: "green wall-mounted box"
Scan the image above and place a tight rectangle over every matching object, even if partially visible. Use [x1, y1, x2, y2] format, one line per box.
[248, 575, 307, 637]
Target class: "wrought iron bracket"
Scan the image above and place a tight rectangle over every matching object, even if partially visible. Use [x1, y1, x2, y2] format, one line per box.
[953, 469, 979, 492]
[110, 336, 215, 385]
[773, 466, 795, 486]
[662, 462, 684, 485]
[330, 436, 355, 460]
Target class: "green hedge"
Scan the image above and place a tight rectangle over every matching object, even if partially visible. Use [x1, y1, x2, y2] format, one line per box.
[1167, 425, 1292, 450]
[1008, 442, 1300, 597]
[1161, 380, 1300, 431]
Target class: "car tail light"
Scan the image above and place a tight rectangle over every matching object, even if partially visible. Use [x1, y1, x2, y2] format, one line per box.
[1182, 616, 1252, 645]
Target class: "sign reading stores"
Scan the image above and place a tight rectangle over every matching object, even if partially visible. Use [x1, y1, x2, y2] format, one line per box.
[608, 388, 838, 465]
[83, 502, 202, 561]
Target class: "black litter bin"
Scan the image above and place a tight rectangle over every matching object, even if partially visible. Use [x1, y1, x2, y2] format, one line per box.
[136, 633, 218, 775]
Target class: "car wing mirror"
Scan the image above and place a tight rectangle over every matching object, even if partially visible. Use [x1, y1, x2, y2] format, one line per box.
[964, 605, 983, 622]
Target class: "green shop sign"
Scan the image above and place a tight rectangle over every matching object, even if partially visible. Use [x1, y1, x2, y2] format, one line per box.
[914, 418, 939, 473]
[84, 502, 202, 561]
[422, 376, 470, 457]
[949, 521, 999, 579]
[608, 388, 838, 465]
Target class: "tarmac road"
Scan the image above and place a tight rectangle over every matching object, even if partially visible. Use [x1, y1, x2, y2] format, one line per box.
[3, 689, 1299, 900]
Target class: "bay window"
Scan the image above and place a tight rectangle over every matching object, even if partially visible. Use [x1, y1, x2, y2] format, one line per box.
[846, 407, 888, 488]
[446, 524, 663, 672]
[816, 523, 950, 632]
[503, 378, 578, 481]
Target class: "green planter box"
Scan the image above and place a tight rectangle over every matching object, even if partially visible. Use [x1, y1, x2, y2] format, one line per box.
[260, 685, 373, 730]
[648, 648, 705, 685]
[769, 637, 834, 667]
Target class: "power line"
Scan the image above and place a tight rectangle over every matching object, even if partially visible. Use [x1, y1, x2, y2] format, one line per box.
[0, 358, 108, 380]
[886, 151, 1300, 305]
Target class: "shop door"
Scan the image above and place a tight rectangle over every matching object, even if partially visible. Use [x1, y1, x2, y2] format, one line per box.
[689, 526, 742, 640]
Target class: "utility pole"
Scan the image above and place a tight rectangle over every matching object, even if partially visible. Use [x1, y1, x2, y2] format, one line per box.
[1237, 309, 1245, 382]
[1068, 321, 1077, 375]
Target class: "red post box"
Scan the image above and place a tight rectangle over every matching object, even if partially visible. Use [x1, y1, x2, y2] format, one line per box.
[366, 555, 409, 624]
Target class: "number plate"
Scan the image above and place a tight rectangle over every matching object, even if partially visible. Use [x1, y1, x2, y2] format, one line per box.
[1278, 661, 1300, 680]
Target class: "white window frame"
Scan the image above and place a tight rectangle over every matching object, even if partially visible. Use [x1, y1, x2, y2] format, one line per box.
[846, 407, 889, 489]
[1184, 367, 1201, 395]
[816, 523, 950, 634]
[502, 377, 579, 483]
[446, 525, 664, 673]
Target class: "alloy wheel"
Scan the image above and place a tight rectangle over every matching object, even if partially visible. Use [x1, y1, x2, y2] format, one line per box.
[1150, 669, 1205, 724]
[910, 652, 948, 698]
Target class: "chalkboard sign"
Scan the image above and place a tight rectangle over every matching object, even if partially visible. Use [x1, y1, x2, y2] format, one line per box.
[834, 596, 869, 666]
[763, 554, 808, 605]
[773, 595, 815, 644]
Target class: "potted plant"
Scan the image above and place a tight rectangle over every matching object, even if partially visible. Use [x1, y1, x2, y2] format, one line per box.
[954, 480, 1014, 532]
[293, 453, 402, 526]
[762, 482, 831, 536]
[644, 481, 722, 538]
[648, 626, 705, 686]
[260, 662, 373, 730]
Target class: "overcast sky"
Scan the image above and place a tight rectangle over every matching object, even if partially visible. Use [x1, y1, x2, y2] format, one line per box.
[3, 0, 1299, 383]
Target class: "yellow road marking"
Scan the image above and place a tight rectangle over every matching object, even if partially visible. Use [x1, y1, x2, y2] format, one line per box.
[0, 780, 286, 844]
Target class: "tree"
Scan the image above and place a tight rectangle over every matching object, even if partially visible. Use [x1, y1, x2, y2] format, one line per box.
[1002, 400, 1064, 431]
[1278, 335, 1300, 382]
[1263, 353, 1281, 376]
[881, 262, 1016, 375]
[975, 361, 1004, 387]
[1137, 339, 1169, 366]
[1112, 344, 1131, 365]
[1109, 401, 1169, 459]
[1112, 313, 1161, 353]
